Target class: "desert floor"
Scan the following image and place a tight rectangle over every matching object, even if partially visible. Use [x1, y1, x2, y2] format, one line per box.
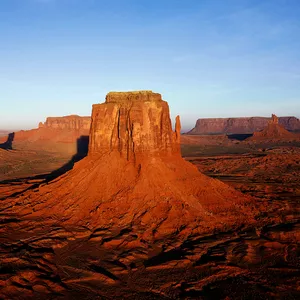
[0, 137, 299, 299]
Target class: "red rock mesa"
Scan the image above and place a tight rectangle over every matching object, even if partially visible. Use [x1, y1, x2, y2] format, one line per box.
[0, 115, 91, 145]
[250, 114, 296, 140]
[188, 116, 300, 135]
[39, 115, 91, 131]
[88, 91, 180, 158]
[19, 91, 256, 240]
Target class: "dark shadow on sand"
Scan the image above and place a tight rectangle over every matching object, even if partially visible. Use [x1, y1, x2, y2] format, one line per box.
[0, 132, 15, 150]
[0, 135, 89, 200]
[46, 135, 89, 181]
[227, 133, 253, 141]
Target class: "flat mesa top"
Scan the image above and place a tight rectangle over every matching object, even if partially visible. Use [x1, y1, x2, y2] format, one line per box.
[105, 90, 162, 103]
[46, 115, 89, 119]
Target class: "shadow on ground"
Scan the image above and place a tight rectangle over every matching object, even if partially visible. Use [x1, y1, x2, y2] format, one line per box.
[0, 135, 89, 199]
[0, 132, 15, 150]
[48, 135, 89, 180]
[227, 133, 253, 141]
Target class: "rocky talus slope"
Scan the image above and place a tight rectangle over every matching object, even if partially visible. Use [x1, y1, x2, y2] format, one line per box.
[15, 91, 257, 236]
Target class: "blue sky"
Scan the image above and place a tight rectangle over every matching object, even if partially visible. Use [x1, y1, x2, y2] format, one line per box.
[0, 0, 299, 131]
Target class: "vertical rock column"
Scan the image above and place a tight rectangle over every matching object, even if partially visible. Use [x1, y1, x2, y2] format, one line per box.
[88, 91, 181, 159]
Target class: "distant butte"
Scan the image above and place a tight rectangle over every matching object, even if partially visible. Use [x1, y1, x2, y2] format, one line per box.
[188, 115, 300, 135]
[249, 114, 296, 140]
[0, 115, 91, 145]
[38, 115, 91, 131]
[14, 90, 257, 241]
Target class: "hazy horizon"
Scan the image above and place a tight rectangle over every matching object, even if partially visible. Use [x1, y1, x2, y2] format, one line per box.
[2, 110, 300, 134]
[1, 0, 300, 131]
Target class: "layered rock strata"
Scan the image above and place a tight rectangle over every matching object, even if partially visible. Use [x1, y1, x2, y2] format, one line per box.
[188, 116, 300, 135]
[250, 114, 296, 140]
[17, 91, 257, 240]
[89, 91, 180, 158]
[39, 115, 91, 130]
[0, 115, 91, 145]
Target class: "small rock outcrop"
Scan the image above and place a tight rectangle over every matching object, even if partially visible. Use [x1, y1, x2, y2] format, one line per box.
[271, 114, 278, 124]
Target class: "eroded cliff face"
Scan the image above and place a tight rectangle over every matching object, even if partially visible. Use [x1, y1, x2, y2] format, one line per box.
[89, 91, 180, 158]
[250, 114, 296, 140]
[39, 115, 91, 131]
[0, 115, 91, 148]
[14, 90, 257, 239]
[188, 116, 300, 135]
[0, 93, 296, 299]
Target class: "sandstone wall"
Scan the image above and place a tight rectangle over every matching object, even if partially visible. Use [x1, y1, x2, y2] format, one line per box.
[188, 116, 300, 135]
[89, 91, 180, 158]
[24, 90, 255, 239]
[0, 115, 92, 150]
[250, 114, 295, 140]
[39, 115, 91, 131]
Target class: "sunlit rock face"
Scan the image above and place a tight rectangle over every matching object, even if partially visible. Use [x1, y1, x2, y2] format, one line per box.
[250, 114, 296, 140]
[188, 116, 300, 134]
[40, 115, 91, 131]
[0, 115, 91, 147]
[89, 91, 181, 159]
[15, 90, 256, 241]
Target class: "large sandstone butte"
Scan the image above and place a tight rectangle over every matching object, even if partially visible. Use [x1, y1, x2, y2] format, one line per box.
[188, 116, 300, 135]
[18, 91, 256, 240]
[89, 91, 180, 157]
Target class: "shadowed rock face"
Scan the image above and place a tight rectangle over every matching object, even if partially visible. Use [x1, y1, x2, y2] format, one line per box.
[89, 91, 180, 159]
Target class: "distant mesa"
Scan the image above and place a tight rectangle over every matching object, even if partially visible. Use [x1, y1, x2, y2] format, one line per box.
[188, 116, 300, 135]
[18, 90, 257, 240]
[0, 115, 91, 147]
[39, 115, 91, 131]
[249, 114, 296, 140]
